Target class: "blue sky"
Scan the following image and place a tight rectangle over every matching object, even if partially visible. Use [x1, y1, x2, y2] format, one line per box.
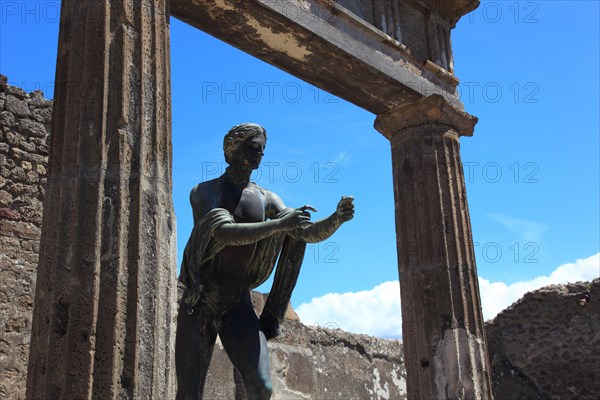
[1, 1, 598, 337]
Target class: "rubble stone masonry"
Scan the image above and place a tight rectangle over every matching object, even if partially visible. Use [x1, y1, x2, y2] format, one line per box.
[0, 75, 51, 399]
[487, 278, 600, 400]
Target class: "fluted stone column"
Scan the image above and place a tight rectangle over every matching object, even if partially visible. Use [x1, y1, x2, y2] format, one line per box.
[375, 94, 493, 400]
[26, 1, 178, 399]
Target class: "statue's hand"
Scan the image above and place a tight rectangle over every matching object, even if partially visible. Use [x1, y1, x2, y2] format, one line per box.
[335, 196, 354, 222]
[279, 205, 317, 231]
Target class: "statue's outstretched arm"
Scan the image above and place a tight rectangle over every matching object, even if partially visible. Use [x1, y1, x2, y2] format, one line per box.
[266, 192, 354, 243]
[212, 207, 312, 246]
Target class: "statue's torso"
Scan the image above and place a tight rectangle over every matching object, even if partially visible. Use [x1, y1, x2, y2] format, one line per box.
[218, 181, 266, 270]
[191, 177, 269, 293]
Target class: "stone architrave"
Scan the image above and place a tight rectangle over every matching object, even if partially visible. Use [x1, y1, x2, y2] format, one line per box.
[375, 94, 494, 399]
[26, 1, 178, 399]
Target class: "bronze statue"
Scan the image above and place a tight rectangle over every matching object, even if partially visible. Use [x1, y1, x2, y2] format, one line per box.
[175, 123, 354, 400]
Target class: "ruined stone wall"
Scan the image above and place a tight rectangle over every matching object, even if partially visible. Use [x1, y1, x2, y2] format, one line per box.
[0, 75, 51, 399]
[203, 293, 407, 400]
[486, 278, 600, 400]
[206, 320, 407, 400]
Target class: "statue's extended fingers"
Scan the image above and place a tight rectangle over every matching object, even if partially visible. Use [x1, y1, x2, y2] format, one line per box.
[300, 205, 318, 212]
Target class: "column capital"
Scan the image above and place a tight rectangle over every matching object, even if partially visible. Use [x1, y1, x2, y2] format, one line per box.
[374, 94, 478, 139]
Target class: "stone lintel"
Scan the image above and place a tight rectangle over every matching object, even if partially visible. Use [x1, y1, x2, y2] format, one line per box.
[374, 94, 478, 140]
[170, 0, 463, 114]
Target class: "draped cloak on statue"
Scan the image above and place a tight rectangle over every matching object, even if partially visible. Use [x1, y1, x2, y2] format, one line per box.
[179, 206, 307, 331]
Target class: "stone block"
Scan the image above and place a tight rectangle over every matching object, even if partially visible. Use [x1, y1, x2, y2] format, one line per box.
[16, 205, 42, 225]
[17, 119, 46, 138]
[28, 137, 49, 155]
[27, 91, 51, 108]
[0, 111, 16, 128]
[9, 166, 27, 183]
[4, 96, 30, 118]
[31, 108, 52, 124]
[0, 190, 12, 207]
[0, 208, 20, 221]
[17, 140, 36, 153]
[0, 236, 20, 250]
[4, 318, 27, 334]
[3, 131, 20, 146]
[10, 148, 45, 164]
[4, 85, 27, 100]
[9, 221, 40, 240]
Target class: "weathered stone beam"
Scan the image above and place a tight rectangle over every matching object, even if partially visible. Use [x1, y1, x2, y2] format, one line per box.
[26, 1, 178, 398]
[170, 0, 463, 114]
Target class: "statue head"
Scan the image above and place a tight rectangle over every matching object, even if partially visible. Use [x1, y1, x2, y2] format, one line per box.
[223, 123, 267, 168]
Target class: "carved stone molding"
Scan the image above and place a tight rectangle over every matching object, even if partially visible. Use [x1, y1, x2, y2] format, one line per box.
[374, 93, 478, 139]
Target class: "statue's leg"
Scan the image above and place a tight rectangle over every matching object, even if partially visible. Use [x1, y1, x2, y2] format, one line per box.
[175, 301, 218, 400]
[220, 292, 273, 400]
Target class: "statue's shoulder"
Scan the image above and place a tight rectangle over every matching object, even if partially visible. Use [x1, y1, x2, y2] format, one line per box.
[252, 183, 286, 215]
[252, 183, 282, 205]
[193, 178, 220, 193]
[251, 181, 269, 197]
[190, 178, 221, 207]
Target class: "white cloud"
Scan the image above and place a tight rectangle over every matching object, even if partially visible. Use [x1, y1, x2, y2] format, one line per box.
[478, 252, 599, 320]
[296, 253, 599, 339]
[296, 281, 402, 339]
